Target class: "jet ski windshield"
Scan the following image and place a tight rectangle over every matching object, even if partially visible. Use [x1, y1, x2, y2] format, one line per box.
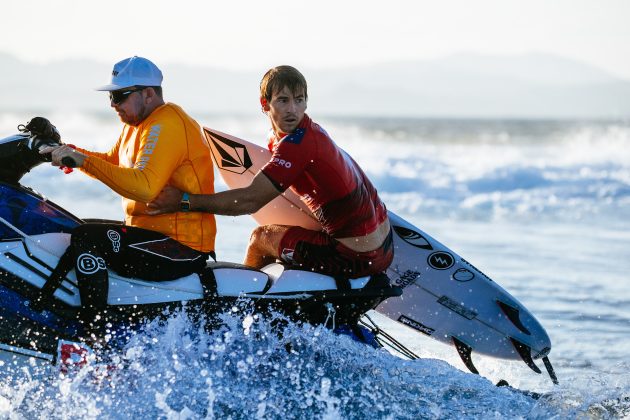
[0, 183, 81, 237]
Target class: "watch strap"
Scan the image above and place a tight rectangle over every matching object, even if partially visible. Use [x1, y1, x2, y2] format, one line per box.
[180, 192, 191, 212]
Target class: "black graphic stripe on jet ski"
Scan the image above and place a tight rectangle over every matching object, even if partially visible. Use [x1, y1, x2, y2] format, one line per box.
[0, 266, 77, 317]
[19, 240, 79, 288]
[5, 252, 75, 295]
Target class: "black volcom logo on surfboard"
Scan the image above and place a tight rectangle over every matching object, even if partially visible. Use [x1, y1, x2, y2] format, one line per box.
[428, 251, 454, 270]
[393, 226, 433, 250]
[204, 129, 253, 174]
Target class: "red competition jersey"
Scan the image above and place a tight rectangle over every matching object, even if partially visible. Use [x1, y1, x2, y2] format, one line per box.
[261, 114, 387, 237]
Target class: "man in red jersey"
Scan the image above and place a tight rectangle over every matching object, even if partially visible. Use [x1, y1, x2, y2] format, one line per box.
[148, 66, 392, 278]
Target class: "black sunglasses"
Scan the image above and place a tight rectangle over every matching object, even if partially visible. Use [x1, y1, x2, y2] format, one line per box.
[109, 86, 146, 105]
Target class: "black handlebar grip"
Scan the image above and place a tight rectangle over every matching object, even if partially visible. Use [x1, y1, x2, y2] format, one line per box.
[61, 156, 77, 168]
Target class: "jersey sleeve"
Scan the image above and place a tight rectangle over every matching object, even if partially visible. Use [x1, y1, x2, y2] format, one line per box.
[76, 135, 121, 165]
[260, 130, 312, 192]
[73, 136, 121, 181]
[81, 117, 186, 202]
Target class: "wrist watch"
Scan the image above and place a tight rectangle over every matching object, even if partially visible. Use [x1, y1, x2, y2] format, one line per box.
[180, 192, 191, 212]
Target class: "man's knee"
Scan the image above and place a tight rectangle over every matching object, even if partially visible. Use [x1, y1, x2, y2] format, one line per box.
[249, 224, 278, 242]
[248, 225, 285, 256]
[248, 225, 264, 244]
[248, 225, 271, 252]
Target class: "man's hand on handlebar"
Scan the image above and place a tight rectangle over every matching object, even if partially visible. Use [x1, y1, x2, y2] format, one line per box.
[39, 145, 86, 168]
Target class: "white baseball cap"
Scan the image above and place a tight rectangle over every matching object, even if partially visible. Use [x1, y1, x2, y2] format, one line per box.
[96, 56, 163, 91]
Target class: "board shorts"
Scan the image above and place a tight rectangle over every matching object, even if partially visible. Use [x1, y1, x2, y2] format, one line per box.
[278, 226, 394, 278]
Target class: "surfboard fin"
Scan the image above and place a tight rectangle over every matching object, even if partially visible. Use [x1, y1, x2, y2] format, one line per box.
[497, 300, 531, 335]
[542, 356, 559, 385]
[452, 337, 479, 375]
[509, 337, 541, 374]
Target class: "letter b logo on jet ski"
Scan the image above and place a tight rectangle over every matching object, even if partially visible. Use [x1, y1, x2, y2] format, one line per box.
[77, 253, 106, 274]
[427, 251, 454, 270]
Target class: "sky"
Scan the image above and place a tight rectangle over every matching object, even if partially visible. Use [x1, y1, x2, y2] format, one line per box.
[3, 0, 630, 79]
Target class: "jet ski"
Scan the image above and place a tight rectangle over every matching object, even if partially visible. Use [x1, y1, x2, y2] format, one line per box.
[0, 122, 401, 367]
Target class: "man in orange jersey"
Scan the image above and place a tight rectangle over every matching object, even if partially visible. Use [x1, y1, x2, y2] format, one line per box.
[38, 56, 216, 329]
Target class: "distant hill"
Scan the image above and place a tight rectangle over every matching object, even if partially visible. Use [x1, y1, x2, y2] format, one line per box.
[1, 52, 629, 118]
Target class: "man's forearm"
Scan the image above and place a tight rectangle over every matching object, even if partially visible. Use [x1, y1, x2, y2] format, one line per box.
[189, 188, 265, 216]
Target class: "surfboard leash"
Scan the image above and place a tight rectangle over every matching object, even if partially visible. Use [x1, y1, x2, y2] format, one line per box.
[360, 314, 420, 361]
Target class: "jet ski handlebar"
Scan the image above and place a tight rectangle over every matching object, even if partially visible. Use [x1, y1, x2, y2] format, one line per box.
[0, 117, 72, 183]
[19, 117, 77, 169]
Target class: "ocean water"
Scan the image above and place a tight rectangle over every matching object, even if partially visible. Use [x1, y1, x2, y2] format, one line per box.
[1, 111, 629, 418]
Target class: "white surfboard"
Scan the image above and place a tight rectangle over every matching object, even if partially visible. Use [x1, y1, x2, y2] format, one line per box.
[203, 127, 555, 380]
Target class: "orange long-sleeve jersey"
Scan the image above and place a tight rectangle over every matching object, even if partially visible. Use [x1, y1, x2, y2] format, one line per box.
[78, 103, 216, 252]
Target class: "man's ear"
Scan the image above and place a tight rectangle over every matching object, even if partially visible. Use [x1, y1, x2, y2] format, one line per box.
[260, 97, 270, 112]
[144, 87, 156, 103]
